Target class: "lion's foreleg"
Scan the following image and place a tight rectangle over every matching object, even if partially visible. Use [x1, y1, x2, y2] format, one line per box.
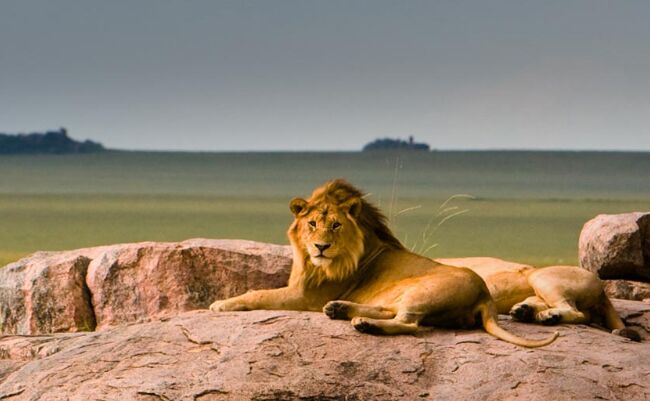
[351, 315, 419, 335]
[510, 296, 549, 323]
[209, 287, 320, 312]
[537, 301, 590, 325]
[323, 301, 396, 320]
[511, 296, 590, 325]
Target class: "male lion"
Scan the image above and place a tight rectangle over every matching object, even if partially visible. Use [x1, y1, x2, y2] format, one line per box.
[210, 179, 558, 348]
[434, 257, 641, 341]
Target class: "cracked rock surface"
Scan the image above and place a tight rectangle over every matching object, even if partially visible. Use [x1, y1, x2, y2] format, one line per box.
[1, 238, 650, 400]
[0, 239, 292, 335]
[0, 301, 649, 401]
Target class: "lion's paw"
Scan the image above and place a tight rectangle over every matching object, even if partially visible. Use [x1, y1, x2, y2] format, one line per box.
[323, 301, 350, 320]
[352, 317, 384, 335]
[209, 300, 246, 312]
[510, 303, 535, 322]
[537, 310, 561, 325]
[613, 328, 642, 342]
[209, 300, 228, 312]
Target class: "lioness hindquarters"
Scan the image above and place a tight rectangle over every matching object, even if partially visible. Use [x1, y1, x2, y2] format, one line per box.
[523, 265, 640, 340]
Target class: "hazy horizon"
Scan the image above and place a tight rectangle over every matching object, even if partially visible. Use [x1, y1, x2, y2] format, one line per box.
[5, 128, 650, 153]
[2, 1, 650, 152]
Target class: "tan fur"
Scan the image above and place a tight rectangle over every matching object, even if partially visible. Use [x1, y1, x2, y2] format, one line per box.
[210, 180, 558, 348]
[434, 257, 636, 339]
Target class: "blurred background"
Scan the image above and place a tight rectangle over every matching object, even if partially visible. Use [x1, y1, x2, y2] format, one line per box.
[1, 1, 649, 266]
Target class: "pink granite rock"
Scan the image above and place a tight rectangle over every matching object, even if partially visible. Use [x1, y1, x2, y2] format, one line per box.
[579, 212, 650, 280]
[0, 251, 99, 334]
[0, 240, 291, 334]
[86, 239, 292, 329]
[0, 300, 647, 401]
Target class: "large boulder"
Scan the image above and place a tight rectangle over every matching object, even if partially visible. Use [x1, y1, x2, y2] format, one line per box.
[0, 250, 103, 334]
[579, 212, 650, 280]
[0, 301, 648, 401]
[0, 240, 292, 335]
[86, 239, 291, 330]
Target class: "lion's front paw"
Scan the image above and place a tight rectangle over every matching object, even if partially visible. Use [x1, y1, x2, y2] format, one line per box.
[323, 301, 350, 320]
[352, 317, 383, 335]
[209, 300, 228, 312]
[510, 303, 535, 322]
[537, 310, 561, 325]
[209, 299, 247, 312]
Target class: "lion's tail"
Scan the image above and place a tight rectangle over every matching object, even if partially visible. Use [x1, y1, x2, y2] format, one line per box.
[476, 299, 559, 348]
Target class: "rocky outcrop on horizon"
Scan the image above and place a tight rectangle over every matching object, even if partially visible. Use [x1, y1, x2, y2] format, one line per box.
[0, 128, 105, 154]
[362, 136, 431, 151]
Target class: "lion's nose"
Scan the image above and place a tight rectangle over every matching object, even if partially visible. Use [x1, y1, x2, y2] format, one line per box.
[315, 243, 331, 252]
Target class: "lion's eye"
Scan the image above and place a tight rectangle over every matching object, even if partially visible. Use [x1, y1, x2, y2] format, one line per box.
[332, 222, 341, 230]
[308, 221, 316, 227]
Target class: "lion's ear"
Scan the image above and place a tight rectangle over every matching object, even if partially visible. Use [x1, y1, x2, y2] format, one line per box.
[341, 197, 362, 218]
[289, 197, 308, 216]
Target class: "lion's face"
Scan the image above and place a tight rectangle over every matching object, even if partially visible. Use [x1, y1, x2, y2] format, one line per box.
[300, 205, 355, 267]
[289, 196, 365, 278]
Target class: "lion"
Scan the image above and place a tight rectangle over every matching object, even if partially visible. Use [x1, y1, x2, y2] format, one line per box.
[210, 179, 558, 347]
[434, 257, 641, 341]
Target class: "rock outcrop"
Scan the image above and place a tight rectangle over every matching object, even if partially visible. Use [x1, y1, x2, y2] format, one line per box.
[579, 212, 650, 305]
[604, 280, 650, 303]
[0, 250, 98, 335]
[0, 301, 648, 401]
[3, 235, 650, 337]
[579, 212, 650, 280]
[0, 240, 291, 335]
[2, 239, 650, 399]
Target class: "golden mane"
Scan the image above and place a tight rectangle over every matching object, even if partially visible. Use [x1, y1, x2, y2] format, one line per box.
[211, 179, 559, 347]
[287, 179, 405, 289]
[310, 179, 405, 251]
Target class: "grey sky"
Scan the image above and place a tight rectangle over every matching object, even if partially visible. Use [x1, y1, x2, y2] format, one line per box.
[1, 1, 649, 151]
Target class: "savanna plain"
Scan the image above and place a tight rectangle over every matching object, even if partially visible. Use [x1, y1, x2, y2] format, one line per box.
[1, 151, 648, 268]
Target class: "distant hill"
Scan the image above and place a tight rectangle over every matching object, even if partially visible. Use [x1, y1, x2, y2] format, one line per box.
[363, 136, 430, 151]
[0, 128, 105, 154]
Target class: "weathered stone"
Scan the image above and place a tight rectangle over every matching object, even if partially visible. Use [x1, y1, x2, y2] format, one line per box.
[604, 280, 650, 303]
[579, 212, 650, 280]
[1, 239, 649, 399]
[0, 251, 98, 335]
[614, 299, 650, 340]
[0, 301, 648, 401]
[0, 240, 292, 334]
[86, 239, 292, 329]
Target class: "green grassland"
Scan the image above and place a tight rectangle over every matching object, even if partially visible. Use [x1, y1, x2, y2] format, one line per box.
[1, 151, 649, 267]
